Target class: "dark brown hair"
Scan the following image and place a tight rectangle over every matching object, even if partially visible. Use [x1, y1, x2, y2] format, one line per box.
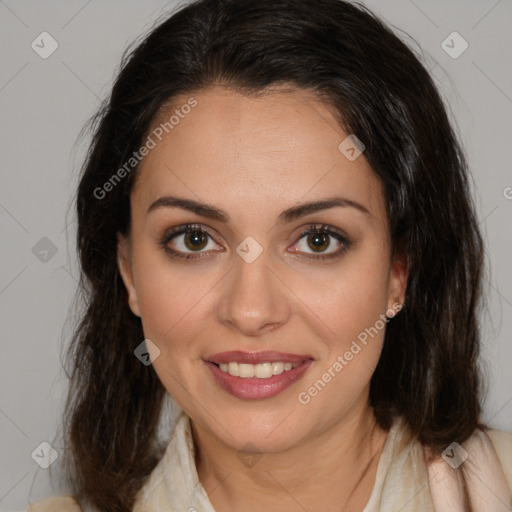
[62, 0, 486, 510]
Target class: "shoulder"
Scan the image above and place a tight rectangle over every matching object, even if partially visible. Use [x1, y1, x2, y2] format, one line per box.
[423, 425, 512, 512]
[23, 495, 82, 512]
[486, 427, 512, 488]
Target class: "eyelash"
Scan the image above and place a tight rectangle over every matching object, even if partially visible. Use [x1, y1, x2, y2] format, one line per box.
[159, 223, 351, 262]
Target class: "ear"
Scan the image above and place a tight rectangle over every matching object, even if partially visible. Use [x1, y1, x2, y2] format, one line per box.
[387, 250, 408, 316]
[117, 232, 141, 317]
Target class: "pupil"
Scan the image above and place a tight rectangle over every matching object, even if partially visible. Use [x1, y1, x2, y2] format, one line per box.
[309, 233, 328, 252]
[185, 231, 207, 250]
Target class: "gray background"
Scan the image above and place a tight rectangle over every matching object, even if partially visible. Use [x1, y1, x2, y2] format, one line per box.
[0, 0, 511, 510]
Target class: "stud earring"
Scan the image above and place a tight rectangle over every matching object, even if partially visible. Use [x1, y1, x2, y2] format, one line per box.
[386, 300, 403, 319]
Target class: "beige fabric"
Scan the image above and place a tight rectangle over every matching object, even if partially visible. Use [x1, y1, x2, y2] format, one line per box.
[26, 495, 82, 512]
[488, 429, 512, 490]
[23, 411, 512, 512]
[426, 427, 512, 511]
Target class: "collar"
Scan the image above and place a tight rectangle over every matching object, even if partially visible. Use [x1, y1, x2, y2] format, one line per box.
[132, 407, 511, 512]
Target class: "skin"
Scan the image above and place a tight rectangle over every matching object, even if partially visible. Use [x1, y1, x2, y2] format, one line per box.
[117, 85, 408, 512]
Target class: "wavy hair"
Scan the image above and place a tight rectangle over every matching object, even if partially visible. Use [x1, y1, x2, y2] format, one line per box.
[62, 0, 486, 510]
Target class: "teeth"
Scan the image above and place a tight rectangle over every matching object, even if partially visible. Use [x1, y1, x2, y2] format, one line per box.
[228, 362, 239, 377]
[217, 361, 301, 378]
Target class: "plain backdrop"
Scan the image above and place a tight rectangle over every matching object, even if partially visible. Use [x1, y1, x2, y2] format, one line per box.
[1, 0, 511, 510]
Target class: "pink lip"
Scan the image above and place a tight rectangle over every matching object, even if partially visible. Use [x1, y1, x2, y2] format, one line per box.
[204, 359, 314, 400]
[205, 350, 313, 365]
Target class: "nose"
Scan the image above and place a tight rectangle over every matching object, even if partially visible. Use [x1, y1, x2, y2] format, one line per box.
[217, 248, 291, 337]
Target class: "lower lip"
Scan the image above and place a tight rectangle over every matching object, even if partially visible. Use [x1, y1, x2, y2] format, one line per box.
[204, 360, 313, 400]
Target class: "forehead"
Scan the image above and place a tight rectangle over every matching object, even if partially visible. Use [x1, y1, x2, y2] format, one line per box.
[132, 85, 385, 221]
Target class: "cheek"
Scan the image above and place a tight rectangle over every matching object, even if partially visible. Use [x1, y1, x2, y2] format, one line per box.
[296, 277, 388, 413]
[291, 250, 390, 401]
[294, 252, 390, 340]
[136, 274, 212, 343]
[133, 260, 214, 402]
[131, 248, 218, 357]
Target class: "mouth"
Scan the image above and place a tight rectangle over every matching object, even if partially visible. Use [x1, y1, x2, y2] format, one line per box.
[203, 351, 314, 400]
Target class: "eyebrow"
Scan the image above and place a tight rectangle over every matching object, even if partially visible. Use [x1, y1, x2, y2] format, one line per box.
[147, 195, 371, 223]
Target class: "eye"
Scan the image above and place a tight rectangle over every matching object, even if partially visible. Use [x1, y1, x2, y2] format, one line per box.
[289, 224, 351, 260]
[159, 224, 222, 260]
[159, 223, 351, 262]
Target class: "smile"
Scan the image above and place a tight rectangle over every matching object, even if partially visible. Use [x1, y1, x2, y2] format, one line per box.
[203, 351, 314, 400]
[217, 361, 300, 378]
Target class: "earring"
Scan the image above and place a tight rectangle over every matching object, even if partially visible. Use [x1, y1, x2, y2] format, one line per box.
[386, 300, 402, 319]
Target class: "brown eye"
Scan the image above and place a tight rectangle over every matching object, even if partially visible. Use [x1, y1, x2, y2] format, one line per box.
[160, 224, 222, 260]
[183, 230, 209, 251]
[289, 224, 351, 261]
[306, 232, 331, 253]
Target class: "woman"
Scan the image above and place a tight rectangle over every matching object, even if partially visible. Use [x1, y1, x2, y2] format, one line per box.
[25, 0, 512, 511]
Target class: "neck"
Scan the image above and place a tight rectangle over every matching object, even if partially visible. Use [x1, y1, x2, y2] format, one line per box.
[190, 398, 389, 512]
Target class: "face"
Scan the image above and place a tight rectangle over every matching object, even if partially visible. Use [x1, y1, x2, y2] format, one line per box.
[117, 85, 407, 453]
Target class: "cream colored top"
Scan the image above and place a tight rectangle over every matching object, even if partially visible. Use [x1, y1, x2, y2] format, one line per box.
[25, 411, 512, 512]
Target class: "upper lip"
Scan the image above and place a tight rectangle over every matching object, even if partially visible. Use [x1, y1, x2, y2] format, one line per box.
[205, 351, 313, 365]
